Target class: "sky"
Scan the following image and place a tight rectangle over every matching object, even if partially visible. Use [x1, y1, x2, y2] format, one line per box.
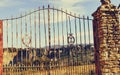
[0, 0, 119, 19]
[1, 0, 120, 48]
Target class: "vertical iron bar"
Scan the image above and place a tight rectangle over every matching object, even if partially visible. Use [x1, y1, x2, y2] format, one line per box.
[53, 7, 56, 75]
[79, 15, 83, 62]
[43, 6, 47, 74]
[43, 6, 47, 50]
[83, 16, 86, 48]
[48, 5, 51, 51]
[68, 15, 72, 34]
[87, 16, 90, 75]
[29, 11, 32, 67]
[6, 20, 8, 53]
[16, 17, 19, 74]
[66, 10, 68, 44]
[16, 17, 18, 65]
[57, 9, 60, 65]
[34, 10, 38, 69]
[74, 14, 78, 67]
[34, 9, 37, 62]
[83, 16, 87, 74]
[11, 16, 13, 67]
[53, 8, 57, 72]
[87, 16, 90, 45]
[79, 15, 82, 44]
[65, 10, 69, 75]
[25, 13, 27, 67]
[68, 14, 73, 74]
[48, 5, 51, 75]
[74, 14, 77, 46]
[25, 13, 27, 34]
[78, 15, 82, 73]
[61, 8, 64, 46]
[6, 20, 8, 73]
[20, 14, 23, 67]
[38, 7, 41, 70]
[61, 8, 64, 70]
[53, 7, 55, 61]
[38, 7, 41, 48]
[34, 15, 36, 72]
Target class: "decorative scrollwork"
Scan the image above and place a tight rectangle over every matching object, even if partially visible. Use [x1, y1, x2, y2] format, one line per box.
[22, 34, 31, 47]
[67, 33, 75, 45]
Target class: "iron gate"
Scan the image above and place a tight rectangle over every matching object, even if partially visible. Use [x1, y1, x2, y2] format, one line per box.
[2, 5, 95, 75]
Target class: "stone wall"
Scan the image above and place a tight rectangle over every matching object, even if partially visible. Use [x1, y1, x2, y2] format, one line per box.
[92, 0, 120, 75]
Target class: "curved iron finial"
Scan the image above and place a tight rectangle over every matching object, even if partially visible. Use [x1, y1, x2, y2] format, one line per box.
[100, 0, 111, 4]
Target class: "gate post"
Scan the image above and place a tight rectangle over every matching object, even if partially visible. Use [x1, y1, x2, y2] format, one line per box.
[92, 0, 120, 75]
[0, 20, 3, 75]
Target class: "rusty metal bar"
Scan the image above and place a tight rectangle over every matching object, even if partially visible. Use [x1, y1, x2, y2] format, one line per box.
[48, 5, 51, 75]
[48, 5, 51, 51]
[0, 20, 3, 75]
[87, 16, 90, 44]
[53, 8, 57, 72]
[53, 7, 56, 62]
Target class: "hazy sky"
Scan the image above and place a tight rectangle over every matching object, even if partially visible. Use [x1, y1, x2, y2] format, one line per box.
[0, 0, 119, 19]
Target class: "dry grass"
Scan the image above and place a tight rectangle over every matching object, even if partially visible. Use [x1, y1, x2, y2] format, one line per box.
[3, 64, 95, 75]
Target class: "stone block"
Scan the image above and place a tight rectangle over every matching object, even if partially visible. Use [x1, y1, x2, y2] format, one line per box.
[101, 68, 110, 73]
[110, 68, 120, 73]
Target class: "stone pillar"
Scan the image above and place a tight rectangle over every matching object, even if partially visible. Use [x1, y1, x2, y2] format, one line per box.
[0, 20, 3, 75]
[92, 0, 120, 75]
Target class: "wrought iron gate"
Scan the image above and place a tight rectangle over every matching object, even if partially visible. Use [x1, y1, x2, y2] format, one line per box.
[2, 5, 95, 75]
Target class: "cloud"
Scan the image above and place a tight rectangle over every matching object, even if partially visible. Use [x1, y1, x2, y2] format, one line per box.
[48, 0, 87, 15]
[48, 0, 97, 15]
[0, 0, 23, 7]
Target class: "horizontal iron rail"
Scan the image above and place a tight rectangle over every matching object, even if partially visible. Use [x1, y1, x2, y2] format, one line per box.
[1, 7, 93, 21]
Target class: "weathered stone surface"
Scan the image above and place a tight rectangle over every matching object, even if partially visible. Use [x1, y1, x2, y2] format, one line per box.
[110, 68, 120, 73]
[101, 68, 110, 73]
[92, 0, 120, 75]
